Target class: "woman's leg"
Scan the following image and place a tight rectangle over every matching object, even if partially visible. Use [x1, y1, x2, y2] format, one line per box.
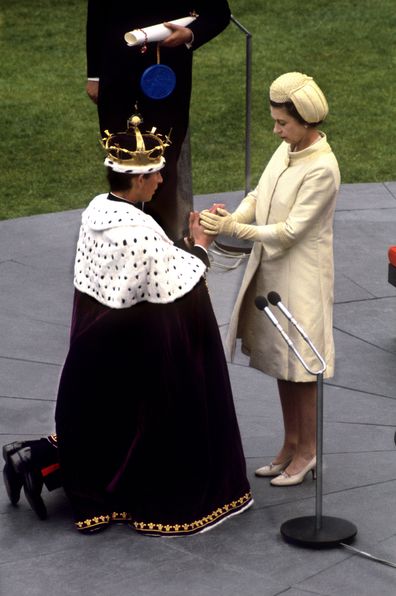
[277, 379, 316, 474]
[271, 379, 298, 463]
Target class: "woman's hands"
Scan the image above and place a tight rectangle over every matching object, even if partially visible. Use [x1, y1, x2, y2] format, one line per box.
[200, 207, 236, 236]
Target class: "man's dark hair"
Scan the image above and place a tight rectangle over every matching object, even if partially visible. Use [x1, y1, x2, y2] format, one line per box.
[106, 168, 135, 191]
[105, 168, 152, 192]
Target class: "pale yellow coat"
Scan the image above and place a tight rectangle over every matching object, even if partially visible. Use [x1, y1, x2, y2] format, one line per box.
[226, 134, 340, 382]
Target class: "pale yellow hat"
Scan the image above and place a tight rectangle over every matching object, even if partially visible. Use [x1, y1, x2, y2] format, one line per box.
[269, 72, 328, 123]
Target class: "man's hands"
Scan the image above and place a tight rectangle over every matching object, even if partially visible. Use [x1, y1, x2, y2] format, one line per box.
[86, 80, 99, 104]
[188, 211, 214, 250]
[161, 23, 193, 48]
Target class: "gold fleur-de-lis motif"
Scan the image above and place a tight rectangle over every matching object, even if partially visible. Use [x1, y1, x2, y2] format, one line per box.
[130, 491, 253, 535]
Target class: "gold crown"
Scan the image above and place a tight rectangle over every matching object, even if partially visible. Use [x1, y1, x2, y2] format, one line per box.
[101, 114, 171, 174]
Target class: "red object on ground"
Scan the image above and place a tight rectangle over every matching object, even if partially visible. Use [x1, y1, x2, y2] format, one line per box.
[388, 246, 396, 267]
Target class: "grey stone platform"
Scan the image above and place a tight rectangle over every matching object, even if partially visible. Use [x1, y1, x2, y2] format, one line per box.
[1, 182, 396, 595]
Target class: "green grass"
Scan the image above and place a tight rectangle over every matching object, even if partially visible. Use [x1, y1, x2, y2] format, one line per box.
[1, 0, 395, 219]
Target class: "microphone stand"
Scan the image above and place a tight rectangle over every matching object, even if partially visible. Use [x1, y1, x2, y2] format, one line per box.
[257, 295, 357, 548]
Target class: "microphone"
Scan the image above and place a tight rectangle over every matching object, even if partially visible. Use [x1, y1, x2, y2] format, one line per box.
[267, 291, 308, 340]
[267, 291, 281, 305]
[255, 293, 326, 375]
[254, 296, 278, 326]
[254, 295, 295, 350]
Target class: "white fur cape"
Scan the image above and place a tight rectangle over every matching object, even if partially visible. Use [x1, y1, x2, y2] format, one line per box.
[74, 194, 206, 308]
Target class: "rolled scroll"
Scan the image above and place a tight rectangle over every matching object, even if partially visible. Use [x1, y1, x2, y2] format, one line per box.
[124, 16, 196, 47]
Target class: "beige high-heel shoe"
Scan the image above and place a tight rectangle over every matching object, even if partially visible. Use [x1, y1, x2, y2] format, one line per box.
[270, 456, 316, 486]
[255, 457, 292, 477]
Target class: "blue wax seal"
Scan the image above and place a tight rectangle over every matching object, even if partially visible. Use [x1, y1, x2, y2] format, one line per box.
[140, 64, 176, 99]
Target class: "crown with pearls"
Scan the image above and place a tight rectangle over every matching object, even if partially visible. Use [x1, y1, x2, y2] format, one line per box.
[101, 114, 171, 174]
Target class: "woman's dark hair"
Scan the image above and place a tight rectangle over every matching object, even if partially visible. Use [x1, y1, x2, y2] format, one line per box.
[270, 100, 322, 127]
[106, 168, 150, 191]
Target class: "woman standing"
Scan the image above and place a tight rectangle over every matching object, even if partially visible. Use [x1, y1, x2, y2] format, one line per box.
[200, 72, 340, 486]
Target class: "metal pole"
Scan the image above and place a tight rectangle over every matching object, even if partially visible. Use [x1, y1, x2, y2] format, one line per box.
[259, 297, 357, 547]
[315, 372, 324, 529]
[230, 15, 252, 195]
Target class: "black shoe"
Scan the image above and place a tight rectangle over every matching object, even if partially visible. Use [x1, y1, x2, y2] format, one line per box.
[10, 447, 47, 520]
[2, 442, 26, 505]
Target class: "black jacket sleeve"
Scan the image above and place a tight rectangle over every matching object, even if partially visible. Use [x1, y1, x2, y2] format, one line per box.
[86, 0, 105, 78]
[86, 1, 231, 78]
[174, 238, 211, 268]
[188, 1, 231, 51]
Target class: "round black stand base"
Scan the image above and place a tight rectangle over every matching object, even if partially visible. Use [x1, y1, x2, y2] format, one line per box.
[280, 516, 357, 549]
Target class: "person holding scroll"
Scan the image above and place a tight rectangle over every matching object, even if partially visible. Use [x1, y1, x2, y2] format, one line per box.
[85, 1, 231, 241]
[200, 72, 340, 487]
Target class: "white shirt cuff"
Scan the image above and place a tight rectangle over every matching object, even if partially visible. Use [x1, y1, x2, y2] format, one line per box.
[185, 31, 194, 49]
[194, 244, 208, 254]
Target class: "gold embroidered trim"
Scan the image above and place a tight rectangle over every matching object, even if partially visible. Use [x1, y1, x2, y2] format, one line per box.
[74, 493, 252, 534]
[111, 511, 131, 522]
[75, 512, 131, 530]
[75, 514, 111, 531]
[131, 491, 253, 535]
